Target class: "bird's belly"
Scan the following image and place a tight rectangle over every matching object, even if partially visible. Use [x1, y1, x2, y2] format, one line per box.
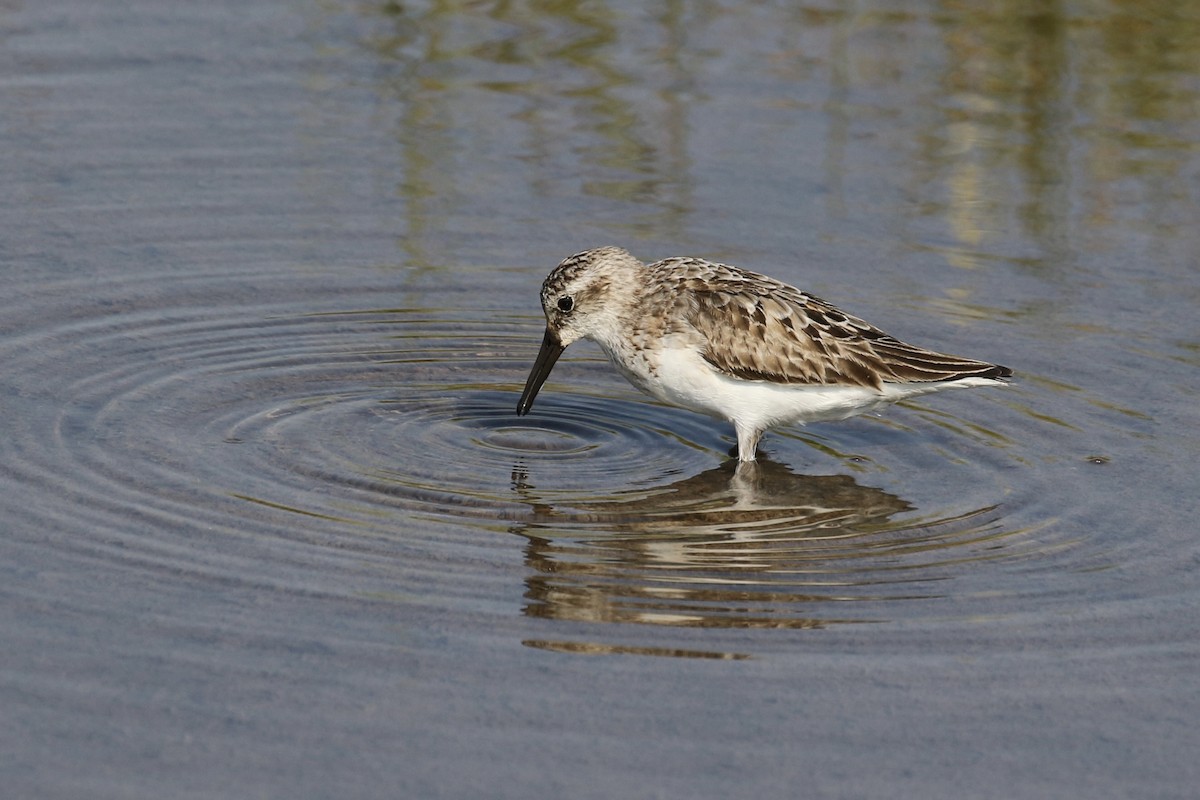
[601, 339, 1000, 429]
[623, 345, 888, 427]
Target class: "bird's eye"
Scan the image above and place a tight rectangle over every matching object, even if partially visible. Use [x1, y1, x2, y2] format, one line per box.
[557, 296, 574, 313]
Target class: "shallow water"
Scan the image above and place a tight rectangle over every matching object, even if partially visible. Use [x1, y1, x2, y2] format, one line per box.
[3, 1, 1199, 797]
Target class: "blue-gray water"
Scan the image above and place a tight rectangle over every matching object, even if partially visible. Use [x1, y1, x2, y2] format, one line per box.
[3, 1, 1198, 797]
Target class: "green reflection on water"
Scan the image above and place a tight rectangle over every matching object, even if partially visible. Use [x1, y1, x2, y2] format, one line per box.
[325, 0, 1198, 273]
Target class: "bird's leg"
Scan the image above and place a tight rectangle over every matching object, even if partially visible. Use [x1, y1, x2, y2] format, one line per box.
[734, 423, 763, 462]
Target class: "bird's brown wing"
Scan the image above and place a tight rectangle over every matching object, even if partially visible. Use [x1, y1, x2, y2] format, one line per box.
[655, 260, 1009, 388]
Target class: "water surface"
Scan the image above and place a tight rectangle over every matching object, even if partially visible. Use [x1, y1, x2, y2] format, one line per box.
[2, 1, 1198, 797]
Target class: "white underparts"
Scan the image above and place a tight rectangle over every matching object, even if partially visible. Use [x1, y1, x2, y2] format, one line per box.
[604, 340, 1005, 461]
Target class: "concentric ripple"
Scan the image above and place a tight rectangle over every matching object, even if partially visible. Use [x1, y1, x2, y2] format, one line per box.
[1, 267, 1068, 649]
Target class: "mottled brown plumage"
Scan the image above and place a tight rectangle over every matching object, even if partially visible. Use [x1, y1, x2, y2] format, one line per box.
[640, 256, 1010, 389]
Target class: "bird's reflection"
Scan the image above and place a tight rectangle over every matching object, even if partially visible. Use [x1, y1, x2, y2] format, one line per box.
[508, 457, 990, 633]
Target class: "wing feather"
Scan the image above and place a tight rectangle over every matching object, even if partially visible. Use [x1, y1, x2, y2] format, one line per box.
[647, 258, 1010, 389]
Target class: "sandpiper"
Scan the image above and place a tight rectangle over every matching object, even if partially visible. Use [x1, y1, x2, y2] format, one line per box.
[517, 246, 1011, 462]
